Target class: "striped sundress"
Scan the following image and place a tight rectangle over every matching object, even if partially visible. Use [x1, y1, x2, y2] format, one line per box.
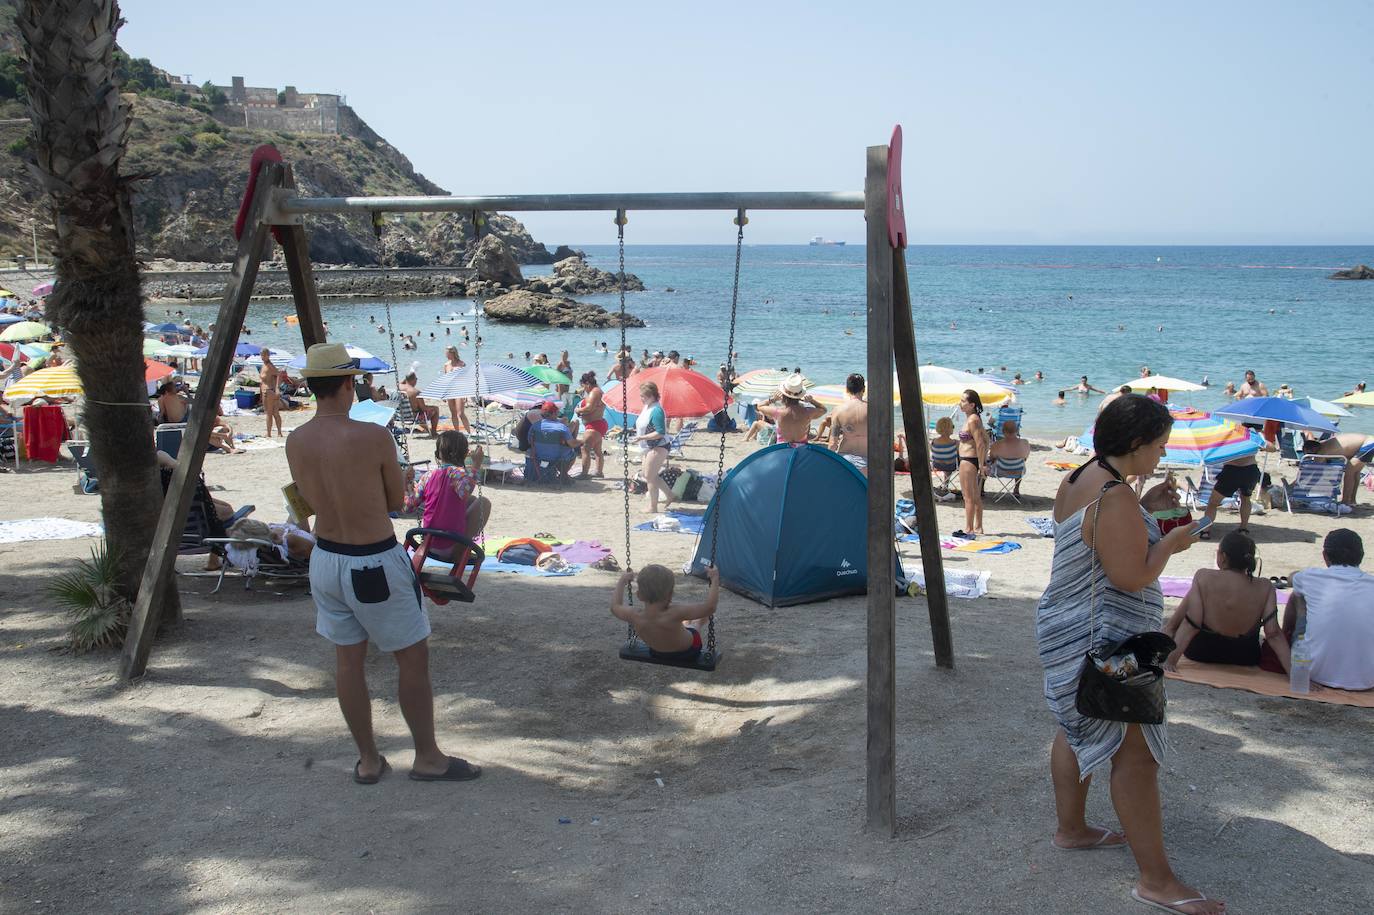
[1036, 492, 1167, 778]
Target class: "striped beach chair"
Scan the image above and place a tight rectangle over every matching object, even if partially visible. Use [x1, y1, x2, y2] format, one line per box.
[929, 441, 959, 496]
[988, 405, 1024, 441]
[1281, 456, 1348, 516]
[986, 456, 1027, 503]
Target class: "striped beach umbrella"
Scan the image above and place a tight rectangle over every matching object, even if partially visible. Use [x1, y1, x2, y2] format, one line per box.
[908, 365, 1014, 407]
[420, 363, 541, 400]
[480, 385, 551, 409]
[287, 344, 391, 373]
[3, 364, 83, 398]
[806, 384, 848, 407]
[1077, 409, 1262, 467]
[732, 369, 812, 402]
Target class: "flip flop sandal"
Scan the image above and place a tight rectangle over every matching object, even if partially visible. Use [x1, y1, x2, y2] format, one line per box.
[1130, 888, 1214, 913]
[353, 755, 390, 785]
[1051, 826, 1127, 851]
[409, 757, 482, 782]
[1198, 530, 1212, 540]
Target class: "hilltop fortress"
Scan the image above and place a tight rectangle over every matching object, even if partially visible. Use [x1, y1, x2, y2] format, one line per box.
[163, 73, 354, 135]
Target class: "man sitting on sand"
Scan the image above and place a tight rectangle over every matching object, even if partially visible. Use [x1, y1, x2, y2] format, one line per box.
[828, 372, 868, 474]
[611, 564, 720, 663]
[988, 420, 1031, 497]
[759, 374, 827, 445]
[399, 372, 440, 435]
[286, 343, 480, 785]
[1284, 530, 1374, 690]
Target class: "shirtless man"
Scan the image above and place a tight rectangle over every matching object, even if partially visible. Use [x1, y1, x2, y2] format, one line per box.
[989, 420, 1032, 497]
[1201, 453, 1262, 536]
[398, 372, 440, 434]
[760, 374, 826, 445]
[155, 381, 189, 424]
[828, 372, 869, 475]
[1237, 369, 1268, 399]
[1307, 432, 1374, 506]
[1097, 385, 1131, 414]
[286, 344, 479, 785]
[259, 349, 283, 438]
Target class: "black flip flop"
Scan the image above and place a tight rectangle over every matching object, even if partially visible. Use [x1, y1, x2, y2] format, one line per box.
[410, 757, 482, 782]
[1198, 530, 1211, 540]
[353, 755, 390, 785]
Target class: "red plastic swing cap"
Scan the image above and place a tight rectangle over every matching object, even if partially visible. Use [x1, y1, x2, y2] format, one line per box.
[234, 145, 286, 244]
[887, 125, 907, 250]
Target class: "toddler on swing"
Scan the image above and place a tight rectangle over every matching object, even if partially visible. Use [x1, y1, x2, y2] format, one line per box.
[611, 564, 719, 662]
[417, 431, 490, 561]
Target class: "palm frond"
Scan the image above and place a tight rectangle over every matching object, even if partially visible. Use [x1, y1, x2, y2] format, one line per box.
[44, 541, 131, 652]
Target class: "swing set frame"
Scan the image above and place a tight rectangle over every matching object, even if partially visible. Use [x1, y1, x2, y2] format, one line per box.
[118, 126, 955, 837]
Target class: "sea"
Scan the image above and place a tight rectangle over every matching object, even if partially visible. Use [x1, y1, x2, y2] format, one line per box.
[162, 245, 1374, 439]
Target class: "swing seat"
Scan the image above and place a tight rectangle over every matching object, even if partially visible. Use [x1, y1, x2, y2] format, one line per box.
[619, 640, 721, 671]
[405, 527, 485, 605]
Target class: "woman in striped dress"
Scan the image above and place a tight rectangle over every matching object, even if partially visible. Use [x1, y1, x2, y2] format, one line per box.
[1037, 396, 1224, 915]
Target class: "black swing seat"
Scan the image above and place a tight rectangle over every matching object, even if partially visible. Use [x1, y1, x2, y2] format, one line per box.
[619, 640, 721, 672]
[405, 527, 485, 605]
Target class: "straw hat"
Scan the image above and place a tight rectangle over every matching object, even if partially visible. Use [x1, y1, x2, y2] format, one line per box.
[299, 342, 364, 377]
[779, 373, 808, 400]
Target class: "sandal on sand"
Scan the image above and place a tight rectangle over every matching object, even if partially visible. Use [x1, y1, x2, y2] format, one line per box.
[409, 757, 482, 782]
[353, 755, 390, 785]
[1051, 826, 1127, 851]
[1130, 888, 1217, 914]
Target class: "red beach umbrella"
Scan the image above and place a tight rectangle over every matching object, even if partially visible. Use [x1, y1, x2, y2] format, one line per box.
[613, 366, 729, 418]
[145, 358, 175, 382]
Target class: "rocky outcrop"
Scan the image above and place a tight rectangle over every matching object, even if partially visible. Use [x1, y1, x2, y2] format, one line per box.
[466, 235, 523, 286]
[523, 255, 645, 295]
[1329, 264, 1374, 280]
[552, 245, 586, 261]
[482, 289, 645, 328]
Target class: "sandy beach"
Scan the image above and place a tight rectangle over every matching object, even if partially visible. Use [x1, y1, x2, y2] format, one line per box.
[1, 407, 1371, 914]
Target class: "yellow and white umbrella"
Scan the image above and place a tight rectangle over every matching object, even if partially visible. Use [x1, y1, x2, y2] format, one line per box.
[0, 321, 52, 343]
[3, 364, 83, 399]
[1335, 391, 1374, 408]
[1116, 375, 1206, 393]
[906, 365, 1014, 407]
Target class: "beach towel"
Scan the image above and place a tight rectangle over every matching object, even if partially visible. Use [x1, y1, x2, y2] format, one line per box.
[907, 568, 990, 600]
[898, 534, 1022, 555]
[1026, 517, 1056, 537]
[234, 437, 284, 452]
[422, 558, 580, 578]
[1159, 575, 1290, 606]
[1166, 658, 1374, 708]
[21, 404, 65, 463]
[0, 518, 104, 544]
[480, 534, 563, 555]
[553, 540, 612, 564]
[1044, 460, 1080, 471]
[633, 511, 705, 535]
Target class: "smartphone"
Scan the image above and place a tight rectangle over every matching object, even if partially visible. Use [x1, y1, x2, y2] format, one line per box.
[1192, 517, 1213, 535]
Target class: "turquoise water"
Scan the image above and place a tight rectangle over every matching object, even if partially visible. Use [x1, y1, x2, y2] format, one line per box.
[162, 245, 1374, 437]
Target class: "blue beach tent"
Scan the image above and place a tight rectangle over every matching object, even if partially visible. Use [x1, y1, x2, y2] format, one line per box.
[689, 443, 902, 607]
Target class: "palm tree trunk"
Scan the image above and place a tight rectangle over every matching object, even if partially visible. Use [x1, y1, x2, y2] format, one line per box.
[19, 1, 179, 622]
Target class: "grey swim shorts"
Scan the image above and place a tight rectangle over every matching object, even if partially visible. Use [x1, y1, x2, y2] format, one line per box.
[309, 535, 430, 652]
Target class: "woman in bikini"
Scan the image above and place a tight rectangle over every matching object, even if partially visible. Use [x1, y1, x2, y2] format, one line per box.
[1163, 531, 1290, 672]
[259, 349, 283, 438]
[955, 389, 989, 537]
[574, 371, 607, 478]
[556, 351, 573, 398]
[442, 346, 469, 433]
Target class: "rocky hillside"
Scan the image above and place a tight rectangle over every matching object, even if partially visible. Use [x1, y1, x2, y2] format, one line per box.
[0, 3, 553, 266]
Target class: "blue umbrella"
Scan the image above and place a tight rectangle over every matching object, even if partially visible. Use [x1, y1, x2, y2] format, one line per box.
[194, 340, 270, 359]
[420, 363, 540, 400]
[1214, 397, 1337, 434]
[287, 344, 392, 374]
[0, 314, 23, 326]
[146, 322, 183, 333]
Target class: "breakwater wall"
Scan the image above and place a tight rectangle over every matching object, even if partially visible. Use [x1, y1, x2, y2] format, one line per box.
[141, 266, 477, 302]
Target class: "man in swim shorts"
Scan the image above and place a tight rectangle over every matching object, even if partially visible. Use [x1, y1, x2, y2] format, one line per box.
[287, 343, 480, 786]
[829, 372, 869, 476]
[1200, 453, 1261, 537]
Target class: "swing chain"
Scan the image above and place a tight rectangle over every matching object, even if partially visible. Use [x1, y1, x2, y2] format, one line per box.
[372, 211, 408, 463]
[616, 210, 636, 643]
[471, 213, 483, 503]
[703, 210, 745, 658]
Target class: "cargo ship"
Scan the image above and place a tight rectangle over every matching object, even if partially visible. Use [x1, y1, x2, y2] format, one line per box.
[808, 235, 845, 246]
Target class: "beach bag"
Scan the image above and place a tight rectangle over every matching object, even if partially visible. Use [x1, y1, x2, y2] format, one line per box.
[497, 537, 552, 565]
[1074, 481, 1175, 725]
[512, 415, 533, 452]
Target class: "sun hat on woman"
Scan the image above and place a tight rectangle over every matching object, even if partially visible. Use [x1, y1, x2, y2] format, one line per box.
[779, 373, 808, 400]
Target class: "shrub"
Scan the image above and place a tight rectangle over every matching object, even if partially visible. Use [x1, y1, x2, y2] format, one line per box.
[46, 542, 132, 652]
[173, 133, 196, 153]
[6, 136, 28, 156]
[199, 120, 223, 135]
[194, 131, 226, 150]
[158, 141, 178, 155]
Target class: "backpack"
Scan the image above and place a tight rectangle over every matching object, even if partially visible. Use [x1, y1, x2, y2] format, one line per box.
[512, 414, 533, 452]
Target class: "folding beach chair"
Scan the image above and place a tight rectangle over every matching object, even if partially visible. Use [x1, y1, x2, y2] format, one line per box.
[0, 413, 18, 470]
[667, 420, 700, 457]
[986, 456, 1026, 503]
[65, 440, 99, 493]
[387, 394, 428, 451]
[1278, 430, 1301, 464]
[525, 420, 577, 485]
[988, 405, 1024, 442]
[1182, 465, 1238, 513]
[1280, 456, 1347, 516]
[929, 441, 959, 497]
[199, 532, 311, 593]
[470, 406, 515, 445]
[155, 422, 186, 459]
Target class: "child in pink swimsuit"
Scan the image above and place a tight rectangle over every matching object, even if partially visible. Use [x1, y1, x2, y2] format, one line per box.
[420, 432, 486, 559]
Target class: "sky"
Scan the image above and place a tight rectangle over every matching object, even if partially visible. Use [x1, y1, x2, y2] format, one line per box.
[117, 1, 1374, 246]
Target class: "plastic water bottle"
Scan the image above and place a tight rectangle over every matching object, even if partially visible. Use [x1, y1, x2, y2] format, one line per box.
[1289, 636, 1312, 694]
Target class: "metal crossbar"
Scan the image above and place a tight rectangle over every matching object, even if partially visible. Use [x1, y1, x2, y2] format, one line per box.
[275, 191, 864, 218]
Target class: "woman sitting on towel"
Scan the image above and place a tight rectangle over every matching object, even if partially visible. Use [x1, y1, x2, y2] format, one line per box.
[1162, 531, 1291, 672]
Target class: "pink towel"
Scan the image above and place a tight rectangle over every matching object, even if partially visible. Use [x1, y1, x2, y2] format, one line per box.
[1159, 575, 1289, 605]
[554, 540, 612, 564]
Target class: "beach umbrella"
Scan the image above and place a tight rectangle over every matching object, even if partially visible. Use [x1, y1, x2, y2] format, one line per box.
[1214, 397, 1338, 434]
[524, 364, 572, 385]
[31, 282, 54, 296]
[286, 344, 391, 374]
[16, 342, 51, 360]
[806, 384, 848, 408]
[732, 368, 813, 402]
[1293, 396, 1353, 418]
[146, 322, 182, 333]
[0, 321, 51, 342]
[0, 342, 29, 363]
[144, 359, 175, 383]
[1334, 391, 1374, 408]
[420, 362, 541, 400]
[143, 338, 173, 357]
[1161, 409, 1263, 466]
[612, 366, 728, 418]
[0, 313, 23, 326]
[1115, 375, 1207, 393]
[349, 399, 397, 427]
[909, 365, 1014, 407]
[194, 340, 268, 360]
[243, 347, 294, 367]
[0, 288, 13, 297]
[163, 343, 202, 359]
[481, 386, 551, 409]
[3, 364, 83, 399]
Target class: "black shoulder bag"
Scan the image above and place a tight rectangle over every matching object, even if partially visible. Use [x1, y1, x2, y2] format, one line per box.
[1075, 481, 1175, 724]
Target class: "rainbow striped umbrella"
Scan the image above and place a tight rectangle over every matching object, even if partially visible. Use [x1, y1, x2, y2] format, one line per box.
[732, 368, 813, 402]
[806, 384, 848, 407]
[1080, 409, 1261, 467]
